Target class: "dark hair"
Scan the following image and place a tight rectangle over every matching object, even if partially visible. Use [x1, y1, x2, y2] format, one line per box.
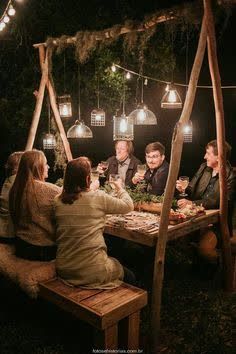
[60, 157, 91, 204]
[5, 151, 24, 177]
[206, 140, 231, 160]
[115, 140, 134, 156]
[145, 142, 165, 156]
[9, 150, 47, 227]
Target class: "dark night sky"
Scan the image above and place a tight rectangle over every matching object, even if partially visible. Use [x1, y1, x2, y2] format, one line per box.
[0, 0, 235, 183]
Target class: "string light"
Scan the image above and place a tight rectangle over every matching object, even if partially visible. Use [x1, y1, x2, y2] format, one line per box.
[0, 0, 24, 32]
[111, 63, 236, 89]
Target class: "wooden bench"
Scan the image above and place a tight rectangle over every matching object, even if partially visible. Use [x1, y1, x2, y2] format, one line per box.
[39, 278, 147, 350]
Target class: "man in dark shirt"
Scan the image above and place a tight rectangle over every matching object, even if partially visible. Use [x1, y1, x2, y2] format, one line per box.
[176, 139, 235, 265]
[132, 141, 169, 196]
[104, 140, 141, 187]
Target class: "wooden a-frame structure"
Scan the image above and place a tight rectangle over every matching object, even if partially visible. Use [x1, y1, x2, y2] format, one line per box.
[27, 1, 234, 352]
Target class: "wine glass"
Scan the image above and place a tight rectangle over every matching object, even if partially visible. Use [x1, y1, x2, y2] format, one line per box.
[90, 168, 99, 183]
[178, 176, 189, 197]
[137, 164, 147, 178]
[100, 161, 109, 177]
[109, 174, 121, 189]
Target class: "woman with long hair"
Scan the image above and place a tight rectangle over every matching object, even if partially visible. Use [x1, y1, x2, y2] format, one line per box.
[0, 151, 24, 245]
[54, 156, 135, 289]
[9, 149, 61, 261]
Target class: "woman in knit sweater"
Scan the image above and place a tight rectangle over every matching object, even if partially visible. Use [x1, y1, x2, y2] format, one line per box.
[9, 150, 61, 261]
[54, 156, 135, 289]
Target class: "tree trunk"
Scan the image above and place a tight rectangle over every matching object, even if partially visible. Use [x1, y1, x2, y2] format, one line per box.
[204, 0, 233, 291]
[151, 14, 207, 353]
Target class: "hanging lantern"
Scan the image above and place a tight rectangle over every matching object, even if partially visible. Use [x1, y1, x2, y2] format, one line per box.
[161, 84, 182, 109]
[90, 77, 105, 126]
[67, 120, 93, 139]
[183, 120, 193, 143]
[129, 102, 157, 125]
[113, 114, 134, 141]
[91, 108, 105, 126]
[43, 133, 56, 150]
[58, 94, 72, 118]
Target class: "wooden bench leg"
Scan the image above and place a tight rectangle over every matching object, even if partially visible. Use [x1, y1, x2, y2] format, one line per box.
[119, 311, 140, 350]
[94, 324, 118, 350]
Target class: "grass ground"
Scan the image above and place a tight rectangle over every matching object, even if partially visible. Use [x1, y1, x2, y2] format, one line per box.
[0, 238, 235, 354]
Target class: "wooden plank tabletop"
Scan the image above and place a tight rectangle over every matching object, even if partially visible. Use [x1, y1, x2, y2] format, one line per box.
[104, 210, 220, 247]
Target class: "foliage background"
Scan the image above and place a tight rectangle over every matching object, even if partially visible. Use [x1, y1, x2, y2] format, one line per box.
[0, 0, 235, 184]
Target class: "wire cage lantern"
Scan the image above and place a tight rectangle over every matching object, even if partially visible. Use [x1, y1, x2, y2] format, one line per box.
[113, 114, 134, 141]
[43, 97, 56, 150]
[58, 94, 72, 118]
[129, 77, 157, 125]
[129, 102, 157, 125]
[183, 120, 193, 143]
[67, 120, 93, 139]
[91, 108, 105, 126]
[91, 77, 105, 126]
[43, 133, 56, 150]
[161, 84, 182, 109]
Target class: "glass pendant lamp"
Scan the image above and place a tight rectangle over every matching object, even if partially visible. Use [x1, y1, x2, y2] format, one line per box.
[67, 65, 93, 139]
[113, 78, 133, 140]
[129, 78, 157, 125]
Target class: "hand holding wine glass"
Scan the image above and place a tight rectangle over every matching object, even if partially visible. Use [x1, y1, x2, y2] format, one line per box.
[178, 176, 189, 197]
[137, 164, 147, 178]
[98, 161, 109, 177]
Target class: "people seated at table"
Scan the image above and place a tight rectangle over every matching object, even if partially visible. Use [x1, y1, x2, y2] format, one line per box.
[54, 156, 136, 289]
[176, 139, 235, 265]
[100, 140, 141, 187]
[0, 151, 23, 245]
[132, 141, 169, 196]
[9, 150, 61, 261]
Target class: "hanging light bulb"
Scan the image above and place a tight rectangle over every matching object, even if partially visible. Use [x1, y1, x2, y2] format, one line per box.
[111, 64, 116, 72]
[67, 120, 93, 138]
[8, 5, 16, 16]
[126, 71, 131, 79]
[183, 120, 193, 143]
[165, 83, 170, 92]
[128, 78, 157, 125]
[0, 22, 6, 31]
[3, 15, 10, 23]
[161, 84, 182, 109]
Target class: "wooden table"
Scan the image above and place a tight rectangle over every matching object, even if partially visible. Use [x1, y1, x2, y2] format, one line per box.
[105, 210, 220, 247]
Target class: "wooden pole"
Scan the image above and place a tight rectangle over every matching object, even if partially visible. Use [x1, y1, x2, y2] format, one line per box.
[25, 46, 48, 150]
[37, 46, 73, 161]
[151, 14, 207, 353]
[204, 0, 233, 291]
